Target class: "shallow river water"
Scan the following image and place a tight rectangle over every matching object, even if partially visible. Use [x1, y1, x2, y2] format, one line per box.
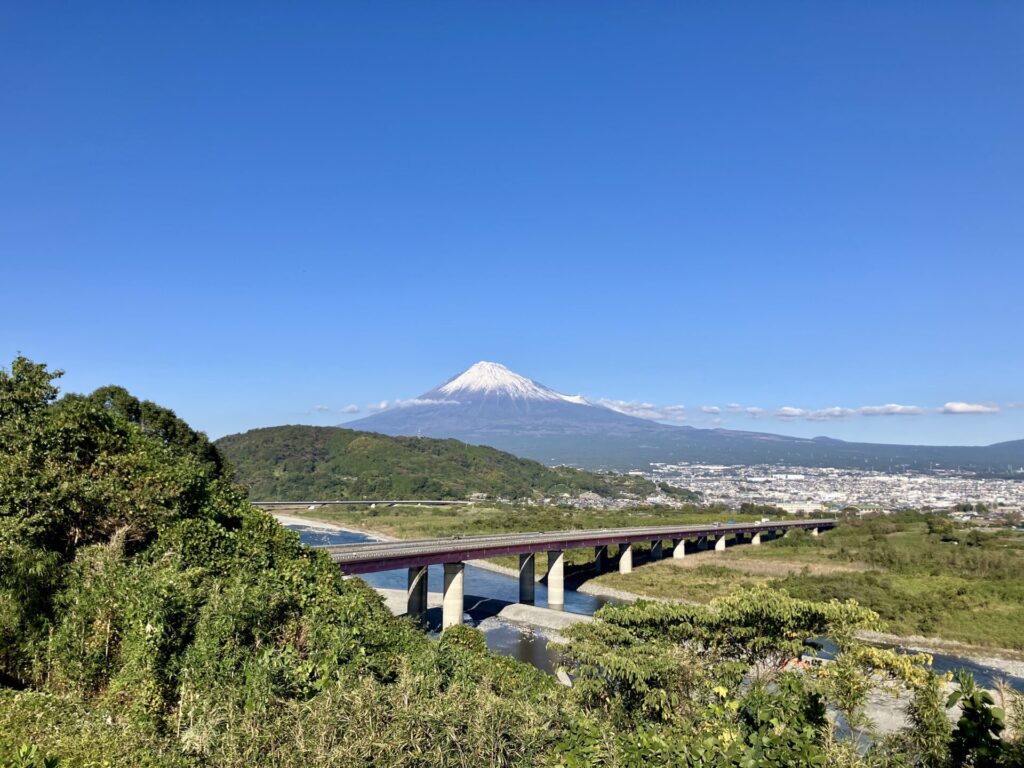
[294, 525, 1024, 690]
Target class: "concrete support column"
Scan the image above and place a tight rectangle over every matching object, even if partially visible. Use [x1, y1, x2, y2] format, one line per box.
[546, 550, 564, 608]
[750, 532, 761, 546]
[519, 553, 536, 604]
[594, 545, 608, 574]
[811, 527, 819, 537]
[651, 540, 664, 560]
[714, 535, 726, 552]
[442, 562, 465, 630]
[407, 565, 428, 624]
[619, 543, 633, 574]
[672, 538, 686, 559]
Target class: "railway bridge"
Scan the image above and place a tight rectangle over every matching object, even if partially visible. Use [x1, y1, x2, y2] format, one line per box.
[318, 519, 835, 629]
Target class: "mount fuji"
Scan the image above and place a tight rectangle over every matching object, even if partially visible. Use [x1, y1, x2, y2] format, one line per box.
[346, 362, 1024, 474]
[347, 362, 666, 448]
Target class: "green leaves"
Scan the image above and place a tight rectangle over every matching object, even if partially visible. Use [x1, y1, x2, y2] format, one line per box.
[947, 670, 1006, 768]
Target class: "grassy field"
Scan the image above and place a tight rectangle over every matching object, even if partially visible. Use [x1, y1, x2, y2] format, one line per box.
[593, 514, 1024, 650]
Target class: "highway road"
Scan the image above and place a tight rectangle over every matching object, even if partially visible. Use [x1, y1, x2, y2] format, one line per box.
[318, 518, 835, 574]
[254, 499, 473, 507]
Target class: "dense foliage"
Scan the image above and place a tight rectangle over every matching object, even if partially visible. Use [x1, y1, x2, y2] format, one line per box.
[555, 593, 1024, 767]
[0, 358, 561, 766]
[215, 424, 660, 501]
[3, 357, 1023, 767]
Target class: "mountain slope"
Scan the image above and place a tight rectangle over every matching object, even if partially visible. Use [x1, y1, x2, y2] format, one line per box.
[215, 424, 659, 501]
[347, 362, 1024, 475]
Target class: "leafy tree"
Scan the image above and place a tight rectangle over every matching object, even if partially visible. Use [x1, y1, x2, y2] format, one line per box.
[0, 744, 59, 768]
[72, 385, 226, 478]
[898, 672, 951, 767]
[947, 670, 1005, 768]
[926, 516, 954, 538]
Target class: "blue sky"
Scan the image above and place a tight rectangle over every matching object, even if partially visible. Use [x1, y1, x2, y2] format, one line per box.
[2, 2, 1022, 445]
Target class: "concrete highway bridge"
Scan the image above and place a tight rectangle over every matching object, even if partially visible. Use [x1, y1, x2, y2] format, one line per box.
[316, 519, 836, 630]
[254, 499, 473, 508]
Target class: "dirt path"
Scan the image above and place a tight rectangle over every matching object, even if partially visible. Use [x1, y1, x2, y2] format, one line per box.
[664, 550, 873, 577]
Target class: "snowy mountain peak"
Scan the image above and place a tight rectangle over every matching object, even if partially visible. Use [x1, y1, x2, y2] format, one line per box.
[430, 361, 588, 404]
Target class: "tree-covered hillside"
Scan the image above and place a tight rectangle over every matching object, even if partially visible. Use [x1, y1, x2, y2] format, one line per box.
[215, 425, 658, 501]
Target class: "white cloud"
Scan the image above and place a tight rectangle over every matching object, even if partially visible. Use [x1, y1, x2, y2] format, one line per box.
[781, 406, 856, 421]
[311, 404, 332, 414]
[775, 406, 808, 419]
[701, 405, 720, 414]
[858, 404, 924, 416]
[774, 403, 924, 421]
[365, 398, 460, 413]
[941, 401, 1000, 414]
[393, 397, 460, 408]
[598, 399, 687, 424]
[341, 404, 360, 414]
[721, 404, 764, 418]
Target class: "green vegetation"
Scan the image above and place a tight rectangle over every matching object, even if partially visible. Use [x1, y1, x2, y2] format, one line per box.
[4, 355, 1024, 767]
[216, 424, 668, 501]
[594, 513, 1024, 650]
[0, 358, 560, 766]
[553, 590, 1024, 766]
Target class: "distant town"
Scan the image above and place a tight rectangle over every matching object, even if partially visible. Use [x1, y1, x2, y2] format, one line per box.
[641, 463, 1024, 519]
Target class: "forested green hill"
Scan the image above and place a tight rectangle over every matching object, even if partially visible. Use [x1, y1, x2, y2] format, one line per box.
[215, 424, 657, 501]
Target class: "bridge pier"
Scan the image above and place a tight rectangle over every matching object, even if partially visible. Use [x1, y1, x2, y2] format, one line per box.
[714, 534, 726, 552]
[619, 543, 633, 574]
[407, 565, 428, 624]
[594, 545, 608, 574]
[672, 538, 685, 559]
[519, 553, 535, 604]
[546, 550, 564, 608]
[811, 527, 819, 537]
[442, 562, 464, 629]
[651, 540, 664, 560]
[750, 532, 761, 546]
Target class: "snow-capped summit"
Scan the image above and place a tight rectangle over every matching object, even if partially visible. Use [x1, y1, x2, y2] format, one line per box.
[427, 361, 586, 404]
[346, 359, 657, 455]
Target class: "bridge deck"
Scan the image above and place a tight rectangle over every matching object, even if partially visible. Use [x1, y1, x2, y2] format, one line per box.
[319, 519, 834, 574]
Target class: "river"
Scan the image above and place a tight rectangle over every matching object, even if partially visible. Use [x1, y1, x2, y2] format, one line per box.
[293, 524, 1024, 690]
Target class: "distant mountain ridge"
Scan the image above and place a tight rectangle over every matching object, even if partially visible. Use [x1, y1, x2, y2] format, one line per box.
[214, 424, 661, 501]
[346, 362, 1024, 476]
